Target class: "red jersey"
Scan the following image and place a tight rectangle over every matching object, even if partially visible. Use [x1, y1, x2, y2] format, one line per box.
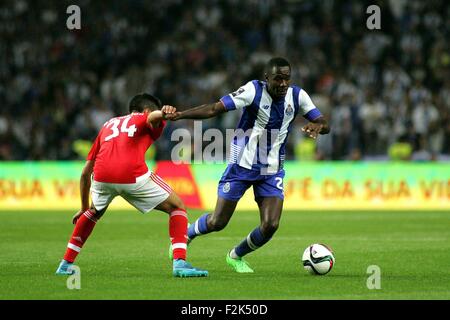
[87, 112, 166, 183]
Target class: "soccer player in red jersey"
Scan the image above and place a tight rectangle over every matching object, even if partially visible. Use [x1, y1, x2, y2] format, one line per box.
[55, 93, 208, 277]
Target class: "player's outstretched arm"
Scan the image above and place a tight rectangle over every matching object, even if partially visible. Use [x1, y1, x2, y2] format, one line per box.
[146, 105, 177, 128]
[301, 116, 330, 139]
[164, 101, 226, 121]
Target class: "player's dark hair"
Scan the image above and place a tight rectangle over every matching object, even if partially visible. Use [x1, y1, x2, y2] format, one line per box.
[128, 93, 162, 113]
[265, 57, 291, 73]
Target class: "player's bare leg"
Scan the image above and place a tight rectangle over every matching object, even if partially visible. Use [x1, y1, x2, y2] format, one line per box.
[256, 196, 283, 239]
[227, 197, 283, 273]
[155, 191, 186, 212]
[156, 192, 208, 277]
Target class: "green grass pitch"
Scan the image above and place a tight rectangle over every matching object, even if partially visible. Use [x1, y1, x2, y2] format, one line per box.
[1, 209, 449, 300]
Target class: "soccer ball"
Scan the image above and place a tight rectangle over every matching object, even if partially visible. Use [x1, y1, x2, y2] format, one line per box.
[302, 243, 335, 275]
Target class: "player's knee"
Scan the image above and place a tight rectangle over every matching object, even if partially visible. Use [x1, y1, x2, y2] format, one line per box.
[260, 220, 279, 237]
[175, 201, 186, 211]
[169, 201, 186, 213]
[157, 193, 186, 214]
[90, 207, 105, 220]
[169, 193, 186, 211]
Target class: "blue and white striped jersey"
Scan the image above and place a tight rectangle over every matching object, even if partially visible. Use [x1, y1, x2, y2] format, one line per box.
[220, 80, 322, 174]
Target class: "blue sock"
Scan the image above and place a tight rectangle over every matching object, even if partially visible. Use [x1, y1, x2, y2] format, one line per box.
[187, 213, 210, 240]
[234, 227, 272, 257]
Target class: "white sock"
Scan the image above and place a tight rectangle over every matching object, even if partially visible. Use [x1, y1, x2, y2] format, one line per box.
[229, 249, 240, 259]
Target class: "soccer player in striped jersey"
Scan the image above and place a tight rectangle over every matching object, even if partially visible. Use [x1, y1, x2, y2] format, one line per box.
[55, 93, 208, 278]
[166, 57, 330, 273]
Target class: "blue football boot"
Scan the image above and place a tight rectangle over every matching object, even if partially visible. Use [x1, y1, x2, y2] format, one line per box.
[55, 259, 75, 275]
[172, 259, 208, 278]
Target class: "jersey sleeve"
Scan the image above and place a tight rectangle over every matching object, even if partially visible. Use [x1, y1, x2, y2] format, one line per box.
[299, 89, 322, 121]
[220, 81, 256, 111]
[87, 132, 102, 161]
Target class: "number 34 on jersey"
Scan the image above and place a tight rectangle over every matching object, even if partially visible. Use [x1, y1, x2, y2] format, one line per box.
[104, 115, 137, 141]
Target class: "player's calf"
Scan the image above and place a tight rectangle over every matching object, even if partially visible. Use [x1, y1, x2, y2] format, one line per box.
[208, 214, 230, 232]
[186, 211, 231, 241]
[187, 213, 210, 241]
[259, 220, 279, 238]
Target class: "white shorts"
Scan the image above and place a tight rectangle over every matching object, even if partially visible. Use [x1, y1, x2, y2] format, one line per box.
[90, 172, 171, 213]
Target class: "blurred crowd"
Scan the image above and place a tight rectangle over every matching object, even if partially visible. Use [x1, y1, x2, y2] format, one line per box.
[0, 0, 449, 161]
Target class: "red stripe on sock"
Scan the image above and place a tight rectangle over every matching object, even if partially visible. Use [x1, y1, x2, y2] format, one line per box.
[170, 208, 187, 218]
[83, 210, 98, 222]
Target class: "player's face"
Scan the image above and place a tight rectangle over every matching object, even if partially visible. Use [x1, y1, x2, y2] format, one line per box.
[266, 66, 291, 99]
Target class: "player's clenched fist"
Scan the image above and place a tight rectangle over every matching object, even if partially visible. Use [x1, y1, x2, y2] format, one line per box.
[161, 105, 176, 114]
[72, 210, 84, 224]
[162, 105, 181, 120]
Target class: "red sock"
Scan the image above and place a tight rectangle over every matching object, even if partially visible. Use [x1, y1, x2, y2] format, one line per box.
[169, 208, 188, 260]
[63, 209, 98, 263]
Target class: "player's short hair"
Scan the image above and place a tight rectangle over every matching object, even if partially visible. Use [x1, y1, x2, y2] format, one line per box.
[265, 57, 291, 73]
[128, 93, 162, 113]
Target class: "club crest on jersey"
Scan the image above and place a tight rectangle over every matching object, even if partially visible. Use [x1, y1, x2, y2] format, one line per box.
[231, 88, 245, 97]
[223, 182, 231, 193]
[285, 104, 294, 116]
